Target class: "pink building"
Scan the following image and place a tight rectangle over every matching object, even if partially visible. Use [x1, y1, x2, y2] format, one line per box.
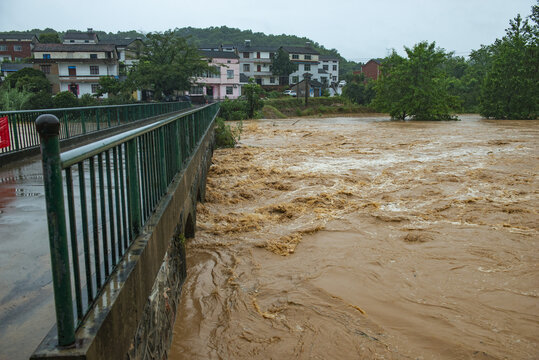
[192, 50, 241, 100]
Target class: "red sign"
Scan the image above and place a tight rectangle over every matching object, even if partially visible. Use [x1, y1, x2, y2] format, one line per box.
[0, 116, 10, 149]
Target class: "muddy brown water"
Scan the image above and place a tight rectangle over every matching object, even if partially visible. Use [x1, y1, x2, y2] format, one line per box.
[169, 115, 538, 360]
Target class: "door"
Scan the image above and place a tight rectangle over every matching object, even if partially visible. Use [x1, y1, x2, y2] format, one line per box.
[68, 66, 76, 76]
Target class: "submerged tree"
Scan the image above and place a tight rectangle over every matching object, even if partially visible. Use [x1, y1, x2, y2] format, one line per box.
[480, 11, 538, 119]
[373, 42, 457, 120]
[128, 30, 214, 100]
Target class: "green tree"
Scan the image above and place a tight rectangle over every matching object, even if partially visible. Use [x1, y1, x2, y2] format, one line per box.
[128, 30, 213, 100]
[342, 73, 376, 105]
[2, 68, 53, 109]
[96, 76, 123, 98]
[53, 91, 78, 108]
[373, 42, 457, 120]
[39, 32, 61, 43]
[480, 12, 538, 119]
[0, 87, 32, 110]
[271, 48, 298, 85]
[243, 79, 264, 118]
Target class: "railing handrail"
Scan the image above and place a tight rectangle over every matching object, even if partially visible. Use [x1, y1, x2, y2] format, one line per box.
[60, 104, 211, 168]
[0, 101, 188, 115]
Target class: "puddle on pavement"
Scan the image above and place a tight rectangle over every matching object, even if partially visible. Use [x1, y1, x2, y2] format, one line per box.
[169, 115, 538, 359]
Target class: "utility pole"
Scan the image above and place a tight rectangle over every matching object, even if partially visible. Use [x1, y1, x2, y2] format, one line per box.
[304, 72, 311, 107]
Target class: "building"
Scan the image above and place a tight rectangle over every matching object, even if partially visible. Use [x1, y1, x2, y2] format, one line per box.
[359, 59, 382, 81]
[319, 55, 339, 86]
[290, 78, 324, 98]
[101, 38, 143, 75]
[0, 33, 38, 63]
[33, 42, 119, 96]
[283, 44, 321, 85]
[63, 29, 99, 44]
[236, 40, 279, 86]
[190, 50, 241, 100]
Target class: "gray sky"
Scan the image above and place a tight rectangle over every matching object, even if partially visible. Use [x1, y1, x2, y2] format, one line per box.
[0, 0, 535, 61]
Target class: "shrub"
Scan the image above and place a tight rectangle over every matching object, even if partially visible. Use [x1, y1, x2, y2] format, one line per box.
[53, 91, 78, 108]
[79, 93, 100, 107]
[215, 117, 242, 148]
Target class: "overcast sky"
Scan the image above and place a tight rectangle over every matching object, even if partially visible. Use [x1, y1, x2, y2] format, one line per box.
[0, 0, 535, 61]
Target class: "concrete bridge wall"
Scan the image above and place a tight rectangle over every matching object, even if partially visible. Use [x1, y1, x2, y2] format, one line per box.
[31, 121, 216, 360]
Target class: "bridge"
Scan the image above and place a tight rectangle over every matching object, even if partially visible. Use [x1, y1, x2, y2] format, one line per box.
[0, 101, 220, 360]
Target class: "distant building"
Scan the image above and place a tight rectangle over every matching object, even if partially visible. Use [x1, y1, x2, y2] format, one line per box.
[236, 40, 279, 86]
[191, 50, 241, 100]
[101, 38, 143, 75]
[319, 55, 339, 86]
[63, 29, 99, 44]
[33, 42, 118, 97]
[0, 33, 38, 62]
[283, 44, 321, 85]
[290, 78, 323, 98]
[358, 59, 382, 81]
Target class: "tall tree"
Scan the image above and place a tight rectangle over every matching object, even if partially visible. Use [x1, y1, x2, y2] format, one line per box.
[39, 32, 61, 43]
[373, 42, 457, 120]
[128, 30, 213, 100]
[271, 48, 297, 85]
[480, 11, 538, 119]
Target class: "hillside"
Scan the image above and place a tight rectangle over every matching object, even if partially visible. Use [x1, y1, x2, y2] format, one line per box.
[1, 26, 362, 74]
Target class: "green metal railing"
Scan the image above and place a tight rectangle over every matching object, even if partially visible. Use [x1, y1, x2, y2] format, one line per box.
[36, 103, 219, 346]
[1, 101, 191, 155]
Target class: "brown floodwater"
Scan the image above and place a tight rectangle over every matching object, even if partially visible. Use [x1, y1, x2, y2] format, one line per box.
[169, 114, 538, 360]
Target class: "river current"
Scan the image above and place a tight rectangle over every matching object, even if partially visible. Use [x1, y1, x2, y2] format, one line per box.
[169, 115, 538, 359]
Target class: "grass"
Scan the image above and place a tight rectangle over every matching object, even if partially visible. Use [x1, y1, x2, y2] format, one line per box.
[262, 96, 375, 118]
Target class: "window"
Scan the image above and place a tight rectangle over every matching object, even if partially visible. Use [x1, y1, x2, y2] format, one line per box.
[332, 76, 337, 81]
[190, 86, 203, 95]
[226, 86, 233, 95]
[70, 40, 75, 43]
[43, 54, 51, 59]
[256, 52, 260, 59]
[292, 76, 299, 83]
[68, 66, 76, 76]
[85, 40, 89, 43]
[270, 52, 274, 59]
[40, 65, 51, 74]
[0, 45, 7, 51]
[2, 56, 10, 61]
[332, 65, 337, 71]
[227, 69, 234, 79]
[323, 65, 328, 70]
[91, 84, 99, 93]
[90, 65, 99, 75]
[292, 54, 299, 59]
[304, 64, 311, 71]
[227, 60, 231, 64]
[270, 77, 275, 84]
[14, 45, 22, 51]
[90, 53, 97, 59]
[243, 52, 250, 58]
[257, 65, 261, 72]
[243, 64, 250, 72]
[305, 54, 311, 60]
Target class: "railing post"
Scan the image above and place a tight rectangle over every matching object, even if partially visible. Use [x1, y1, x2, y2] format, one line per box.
[126, 139, 141, 238]
[35, 114, 75, 347]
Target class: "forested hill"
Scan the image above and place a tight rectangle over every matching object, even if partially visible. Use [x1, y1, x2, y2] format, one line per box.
[2, 26, 362, 74]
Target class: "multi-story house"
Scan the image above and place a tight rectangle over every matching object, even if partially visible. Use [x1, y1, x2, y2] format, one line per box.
[236, 41, 279, 86]
[33, 42, 118, 96]
[283, 45, 321, 85]
[359, 59, 382, 81]
[190, 50, 241, 99]
[319, 55, 339, 86]
[101, 38, 143, 76]
[0, 33, 38, 63]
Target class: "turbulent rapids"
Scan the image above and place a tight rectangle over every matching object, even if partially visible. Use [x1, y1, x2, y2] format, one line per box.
[169, 115, 538, 359]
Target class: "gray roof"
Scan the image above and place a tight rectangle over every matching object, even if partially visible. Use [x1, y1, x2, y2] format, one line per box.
[199, 50, 239, 59]
[0, 33, 38, 41]
[319, 55, 339, 61]
[100, 38, 142, 47]
[34, 43, 116, 52]
[236, 45, 279, 52]
[63, 31, 99, 42]
[282, 46, 320, 55]
[1, 63, 33, 71]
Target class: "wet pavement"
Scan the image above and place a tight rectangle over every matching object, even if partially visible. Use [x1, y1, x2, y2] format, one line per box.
[0, 157, 54, 360]
[169, 115, 538, 359]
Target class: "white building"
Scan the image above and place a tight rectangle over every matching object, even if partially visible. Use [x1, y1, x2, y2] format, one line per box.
[319, 55, 339, 86]
[282, 45, 323, 85]
[33, 42, 119, 97]
[236, 41, 279, 86]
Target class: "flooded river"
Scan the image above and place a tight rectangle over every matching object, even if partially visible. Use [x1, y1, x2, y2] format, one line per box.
[169, 115, 538, 359]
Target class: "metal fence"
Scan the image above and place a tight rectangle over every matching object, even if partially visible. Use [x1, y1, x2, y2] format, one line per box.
[36, 102, 219, 346]
[0, 101, 191, 155]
